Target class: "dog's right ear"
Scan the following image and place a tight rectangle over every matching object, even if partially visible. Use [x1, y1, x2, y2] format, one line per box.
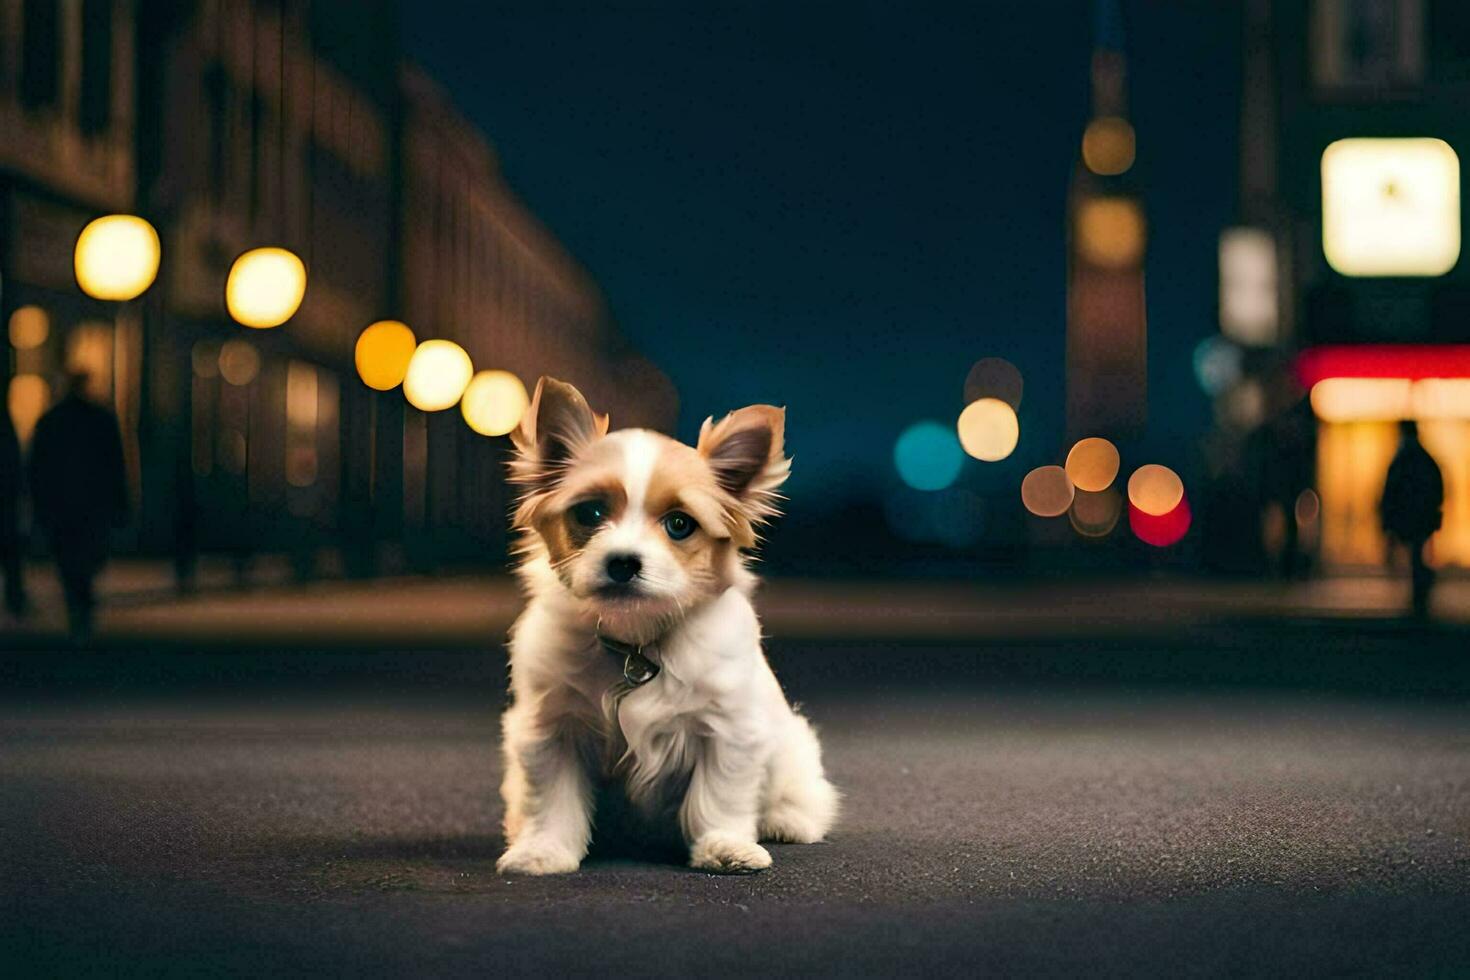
[510, 377, 608, 496]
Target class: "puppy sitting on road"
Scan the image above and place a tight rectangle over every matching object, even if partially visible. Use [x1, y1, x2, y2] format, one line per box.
[497, 377, 838, 875]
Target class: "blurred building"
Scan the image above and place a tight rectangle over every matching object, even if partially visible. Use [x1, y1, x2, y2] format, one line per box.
[396, 66, 675, 562]
[1210, 0, 1470, 574]
[3, 0, 671, 575]
[1, 0, 139, 459]
[1066, 0, 1147, 442]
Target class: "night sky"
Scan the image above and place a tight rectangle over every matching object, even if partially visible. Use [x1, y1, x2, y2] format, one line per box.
[403, 2, 1240, 500]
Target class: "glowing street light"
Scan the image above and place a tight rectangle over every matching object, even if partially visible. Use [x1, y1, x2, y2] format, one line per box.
[956, 398, 1019, 462]
[1021, 465, 1074, 517]
[1064, 437, 1120, 493]
[1076, 196, 1146, 269]
[1127, 464, 1184, 517]
[7, 306, 49, 350]
[74, 214, 160, 301]
[402, 339, 473, 411]
[1321, 137, 1460, 277]
[461, 369, 530, 436]
[226, 247, 307, 328]
[1082, 116, 1136, 176]
[354, 320, 418, 391]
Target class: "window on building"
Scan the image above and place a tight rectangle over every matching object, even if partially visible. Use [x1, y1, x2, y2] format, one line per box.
[20, 0, 60, 111]
[79, 0, 113, 134]
[1311, 0, 1425, 92]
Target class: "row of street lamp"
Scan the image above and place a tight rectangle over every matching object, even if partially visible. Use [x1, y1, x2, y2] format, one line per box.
[69, 214, 530, 437]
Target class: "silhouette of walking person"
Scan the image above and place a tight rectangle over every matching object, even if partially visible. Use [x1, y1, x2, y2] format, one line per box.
[0, 405, 27, 617]
[28, 372, 128, 641]
[1379, 420, 1444, 620]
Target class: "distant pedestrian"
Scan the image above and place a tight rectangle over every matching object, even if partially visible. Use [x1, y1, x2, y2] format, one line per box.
[0, 406, 26, 617]
[28, 372, 128, 640]
[1379, 420, 1444, 619]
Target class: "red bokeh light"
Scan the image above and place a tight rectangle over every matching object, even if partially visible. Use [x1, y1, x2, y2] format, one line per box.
[1129, 494, 1191, 547]
[1294, 345, 1470, 386]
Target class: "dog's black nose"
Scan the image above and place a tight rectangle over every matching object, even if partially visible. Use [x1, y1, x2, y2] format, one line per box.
[605, 554, 642, 584]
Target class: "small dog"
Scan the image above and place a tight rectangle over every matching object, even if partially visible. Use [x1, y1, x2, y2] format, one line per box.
[497, 377, 838, 875]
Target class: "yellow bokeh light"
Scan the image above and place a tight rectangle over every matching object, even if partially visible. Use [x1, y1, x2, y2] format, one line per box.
[218, 338, 261, 387]
[1064, 437, 1120, 492]
[74, 214, 160, 301]
[1321, 137, 1460, 277]
[355, 320, 417, 391]
[956, 397, 1019, 462]
[1309, 377, 1411, 422]
[1412, 378, 1470, 419]
[1021, 465, 1074, 518]
[1219, 227, 1278, 346]
[7, 305, 49, 350]
[225, 247, 307, 328]
[1082, 116, 1135, 176]
[1127, 464, 1184, 517]
[461, 369, 530, 436]
[7, 374, 50, 445]
[1309, 376, 1470, 422]
[1076, 196, 1146, 269]
[403, 339, 473, 412]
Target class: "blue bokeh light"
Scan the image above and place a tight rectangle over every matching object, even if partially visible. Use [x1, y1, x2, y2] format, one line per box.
[894, 421, 964, 491]
[1192, 336, 1243, 396]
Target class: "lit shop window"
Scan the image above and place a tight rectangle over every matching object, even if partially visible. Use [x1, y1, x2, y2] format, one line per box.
[1321, 138, 1459, 277]
[1218, 228, 1277, 346]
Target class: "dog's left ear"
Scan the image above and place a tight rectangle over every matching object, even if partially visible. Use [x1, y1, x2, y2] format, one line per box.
[511, 376, 609, 494]
[698, 406, 790, 525]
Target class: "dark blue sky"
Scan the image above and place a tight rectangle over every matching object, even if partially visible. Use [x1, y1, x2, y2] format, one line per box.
[404, 2, 1240, 497]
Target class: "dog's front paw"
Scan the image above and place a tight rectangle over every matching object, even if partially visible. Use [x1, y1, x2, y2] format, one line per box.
[689, 835, 772, 874]
[496, 839, 582, 876]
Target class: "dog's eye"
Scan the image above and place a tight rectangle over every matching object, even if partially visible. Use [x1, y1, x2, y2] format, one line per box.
[570, 499, 608, 528]
[662, 511, 696, 541]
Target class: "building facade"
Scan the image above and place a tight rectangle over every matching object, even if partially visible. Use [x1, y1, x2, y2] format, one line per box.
[2, 0, 140, 497]
[1212, 0, 1470, 573]
[3, 0, 671, 575]
[395, 66, 675, 562]
[1066, 27, 1148, 444]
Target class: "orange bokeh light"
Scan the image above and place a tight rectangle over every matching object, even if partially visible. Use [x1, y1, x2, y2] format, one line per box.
[1127, 464, 1184, 517]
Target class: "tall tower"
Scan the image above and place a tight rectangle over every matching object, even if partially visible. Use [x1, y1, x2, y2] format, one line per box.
[1065, 0, 1147, 440]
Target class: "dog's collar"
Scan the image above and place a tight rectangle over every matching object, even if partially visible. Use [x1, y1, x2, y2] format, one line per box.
[597, 632, 661, 687]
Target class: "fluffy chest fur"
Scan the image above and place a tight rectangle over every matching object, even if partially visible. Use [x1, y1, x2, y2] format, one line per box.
[509, 579, 777, 807]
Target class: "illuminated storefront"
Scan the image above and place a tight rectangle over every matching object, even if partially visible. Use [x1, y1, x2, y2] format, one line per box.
[1298, 345, 1470, 569]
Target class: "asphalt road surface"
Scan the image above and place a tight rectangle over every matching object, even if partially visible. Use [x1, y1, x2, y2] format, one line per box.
[2, 634, 1468, 977]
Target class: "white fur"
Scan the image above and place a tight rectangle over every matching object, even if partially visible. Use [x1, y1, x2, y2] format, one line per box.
[497, 430, 838, 876]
